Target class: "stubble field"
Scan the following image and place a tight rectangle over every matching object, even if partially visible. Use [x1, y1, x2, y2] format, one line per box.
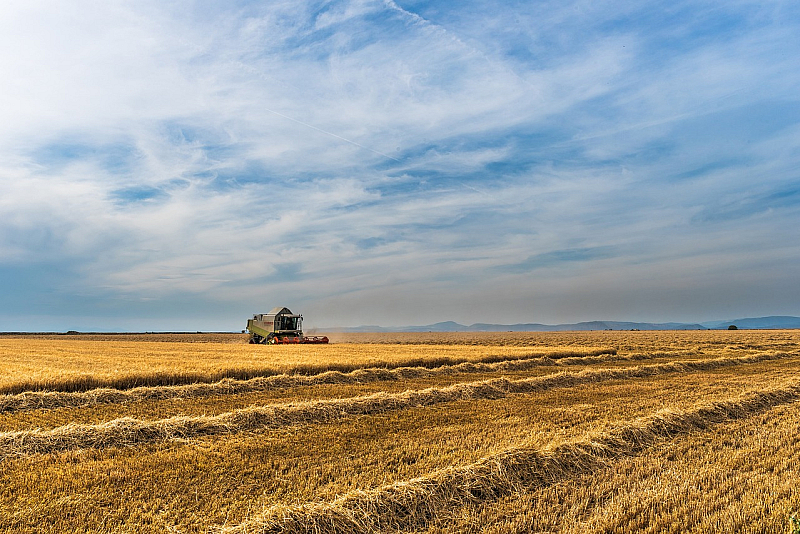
[0, 330, 799, 533]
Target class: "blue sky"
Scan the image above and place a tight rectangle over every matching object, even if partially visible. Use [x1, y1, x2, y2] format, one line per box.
[1, 0, 798, 331]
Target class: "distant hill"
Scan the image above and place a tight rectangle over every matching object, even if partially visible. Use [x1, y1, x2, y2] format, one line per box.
[324, 316, 800, 333]
[701, 316, 800, 330]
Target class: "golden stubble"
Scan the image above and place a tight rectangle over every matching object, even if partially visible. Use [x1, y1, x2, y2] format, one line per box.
[0, 330, 798, 533]
[0, 337, 615, 393]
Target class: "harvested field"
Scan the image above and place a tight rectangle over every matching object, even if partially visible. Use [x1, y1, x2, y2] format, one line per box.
[0, 338, 612, 394]
[0, 330, 798, 533]
[0, 350, 696, 416]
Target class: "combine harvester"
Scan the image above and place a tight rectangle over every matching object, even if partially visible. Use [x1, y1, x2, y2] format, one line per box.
[247, 307, 329, 344]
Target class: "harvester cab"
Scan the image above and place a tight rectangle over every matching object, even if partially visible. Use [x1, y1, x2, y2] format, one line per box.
[247, 307, 328, 344]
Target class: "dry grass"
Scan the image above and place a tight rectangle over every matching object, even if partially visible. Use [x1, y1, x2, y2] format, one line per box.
[0, 330, 798, 533]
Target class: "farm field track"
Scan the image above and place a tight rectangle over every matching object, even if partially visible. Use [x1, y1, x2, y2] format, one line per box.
[0, 330, 799, 533]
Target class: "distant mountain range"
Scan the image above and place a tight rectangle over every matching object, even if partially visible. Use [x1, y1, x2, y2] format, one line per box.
[698, 316, 800, 330]
[323, 316, 800, 333]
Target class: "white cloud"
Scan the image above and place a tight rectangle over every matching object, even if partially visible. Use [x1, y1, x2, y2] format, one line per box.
[0, 0, 798, 328]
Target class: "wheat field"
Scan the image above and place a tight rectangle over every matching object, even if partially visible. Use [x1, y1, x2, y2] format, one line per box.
[0, 330, 799, 533]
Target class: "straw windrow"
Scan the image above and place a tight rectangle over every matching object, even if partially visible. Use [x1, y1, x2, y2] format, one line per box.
[0, 349, 653, 414]
[0, 351, 795, 459]
[0, 347, 617, 396]
[220, 381, 800, 533]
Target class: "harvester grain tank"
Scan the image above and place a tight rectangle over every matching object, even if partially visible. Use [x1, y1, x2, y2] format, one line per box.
[247, 307, 328, 344]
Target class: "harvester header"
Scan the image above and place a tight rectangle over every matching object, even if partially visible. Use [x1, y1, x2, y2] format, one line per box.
[247, 307, 328, 344]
